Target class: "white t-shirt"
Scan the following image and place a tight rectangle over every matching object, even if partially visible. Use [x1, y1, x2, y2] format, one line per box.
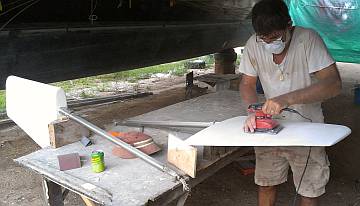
[239, 26, 335, 123]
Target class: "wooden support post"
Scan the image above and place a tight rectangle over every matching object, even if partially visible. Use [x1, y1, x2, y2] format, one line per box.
[176, 192, 189, 206]
[170, 0, 176, 7]
[81, 195, 97, 206]
[42, 178, 64, 206]
[167, 134, 197, 178]
[185, 71, 193, 99]
[48, 117, 90, 148]
[214, 48, 237, 74]
[62, 189, 69, 201]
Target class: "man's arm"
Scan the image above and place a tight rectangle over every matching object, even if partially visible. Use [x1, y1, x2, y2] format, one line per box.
[262, 63, 341, 115]
[239, 74, 258, 105]
[239, 74, 258, 132]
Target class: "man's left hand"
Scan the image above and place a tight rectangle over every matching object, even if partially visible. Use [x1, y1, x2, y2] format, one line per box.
[262, 97, 289, 115]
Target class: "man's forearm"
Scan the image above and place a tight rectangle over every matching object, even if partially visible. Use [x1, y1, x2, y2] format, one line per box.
[239, 81, 258, 105]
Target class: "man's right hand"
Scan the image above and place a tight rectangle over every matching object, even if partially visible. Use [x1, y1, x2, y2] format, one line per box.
[243, 113, 256, 133]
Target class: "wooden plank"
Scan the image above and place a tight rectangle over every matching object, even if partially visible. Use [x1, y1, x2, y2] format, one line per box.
[48, 118, 90, 148]
[42, 178, 64, 206]
[167, 134, 197, 178]
[81, 195, 97, 206]
[176, 192, 189, 206]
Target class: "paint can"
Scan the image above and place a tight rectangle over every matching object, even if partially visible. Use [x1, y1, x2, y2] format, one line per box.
[355, 84, 360, 105]
[91, 150, 105, 173]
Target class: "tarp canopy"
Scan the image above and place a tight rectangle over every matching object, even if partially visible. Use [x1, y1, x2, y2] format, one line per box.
[286, 0, 360, 63]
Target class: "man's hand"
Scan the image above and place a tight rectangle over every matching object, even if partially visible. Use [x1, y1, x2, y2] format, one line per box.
[262, 96, 289, 115]
[244, 113, 256, 133]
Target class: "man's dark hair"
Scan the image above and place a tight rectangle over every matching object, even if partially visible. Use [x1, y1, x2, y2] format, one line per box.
[251, 0, 291, 36]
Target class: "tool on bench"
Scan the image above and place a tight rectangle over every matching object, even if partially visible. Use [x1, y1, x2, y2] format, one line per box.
[247, 103, 283, 134]
[248, 103, 312, 134]
[116, 120, 216, 130]
[109, 131, 161, 159]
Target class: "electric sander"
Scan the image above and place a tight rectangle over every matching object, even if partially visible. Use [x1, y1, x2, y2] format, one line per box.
[248, 103, 284, 134]
[247, 103, 312, 134]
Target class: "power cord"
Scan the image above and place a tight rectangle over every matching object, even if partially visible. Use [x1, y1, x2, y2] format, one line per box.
[291, 146, 312, 206]
[282, 108, 312, 206]
[252, 104, 315, 205]
[0, 0, 40, 32]
[282, 108, 312, 122]
[89, 0, 98, 24]
[351, 179, 360, 206]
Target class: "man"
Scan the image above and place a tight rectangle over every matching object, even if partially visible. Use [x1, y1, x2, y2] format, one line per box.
[239, 0, 342, 206]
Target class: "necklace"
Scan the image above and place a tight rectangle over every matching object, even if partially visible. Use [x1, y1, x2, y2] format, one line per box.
[273, 55, 287, 81]
[277, 60, 286, 81]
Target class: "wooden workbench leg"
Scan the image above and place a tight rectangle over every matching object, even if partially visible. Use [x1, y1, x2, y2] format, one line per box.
[80, 195, 97, 206]
[42, 178, 64, 206]
[176, 192, 190, 206]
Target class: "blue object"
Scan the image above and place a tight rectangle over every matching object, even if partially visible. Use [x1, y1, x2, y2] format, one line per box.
[355, 84, 360, 105]
[80, 136, 92, 147]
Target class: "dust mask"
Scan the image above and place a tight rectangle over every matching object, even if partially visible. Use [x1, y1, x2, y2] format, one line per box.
[263, 30, 291, 54]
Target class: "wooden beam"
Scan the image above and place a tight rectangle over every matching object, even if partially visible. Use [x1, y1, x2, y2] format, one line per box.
[81, 195, 97, 206]
[42, 178, 64, 206]
[176, 192, 189, 206]
[167, 134, 197, 178]
[48, 118, 90, 148]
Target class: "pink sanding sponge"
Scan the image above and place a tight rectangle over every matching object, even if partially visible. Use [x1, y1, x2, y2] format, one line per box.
[57, 153, 81, 171]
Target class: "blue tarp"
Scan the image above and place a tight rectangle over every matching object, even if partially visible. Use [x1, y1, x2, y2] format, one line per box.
[286, 0, 360, 63]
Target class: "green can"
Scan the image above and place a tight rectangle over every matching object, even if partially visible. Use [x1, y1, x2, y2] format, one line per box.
[91, 150, 105, 173]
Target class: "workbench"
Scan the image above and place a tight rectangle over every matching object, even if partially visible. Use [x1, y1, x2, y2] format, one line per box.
[15, 91, 251, 206]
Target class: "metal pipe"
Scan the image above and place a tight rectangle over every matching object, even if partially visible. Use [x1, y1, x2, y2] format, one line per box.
[58, 108, 189, 191]
[118, 120, 216, 128]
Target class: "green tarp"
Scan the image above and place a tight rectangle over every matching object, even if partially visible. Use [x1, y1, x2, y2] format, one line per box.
[286, 0, 360, 63]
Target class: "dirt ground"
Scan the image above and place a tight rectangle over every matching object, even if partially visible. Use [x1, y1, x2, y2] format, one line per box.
[1, 63, 360, 206]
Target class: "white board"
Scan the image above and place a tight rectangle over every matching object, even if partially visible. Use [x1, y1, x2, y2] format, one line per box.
[185, 116, 351, 147]
[6, 76, 67, 148]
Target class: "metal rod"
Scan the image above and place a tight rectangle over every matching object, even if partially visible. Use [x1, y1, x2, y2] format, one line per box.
[118, 120, 216, 128]
[58, 108, 189, 191]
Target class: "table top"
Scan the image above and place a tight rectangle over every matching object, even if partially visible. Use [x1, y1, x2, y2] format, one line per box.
[15, 91, 248, 206]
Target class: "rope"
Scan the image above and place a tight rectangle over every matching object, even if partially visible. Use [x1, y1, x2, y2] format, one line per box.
[0, 0, 40, 32]
[0, 0, 37, 17]
[89, 0, 98, 24]
[291, 146, 312, 206]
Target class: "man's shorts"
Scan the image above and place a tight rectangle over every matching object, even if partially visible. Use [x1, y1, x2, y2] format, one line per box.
[254, 146, 330, 198]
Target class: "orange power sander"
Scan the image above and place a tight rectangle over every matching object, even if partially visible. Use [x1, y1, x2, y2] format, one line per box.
[247, 103, 284, 134]
[248, 103, 312, 134]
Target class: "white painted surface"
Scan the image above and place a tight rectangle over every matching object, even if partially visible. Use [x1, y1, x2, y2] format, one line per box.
[185, 116, 351, 146]
[6, 76, 67, 148]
